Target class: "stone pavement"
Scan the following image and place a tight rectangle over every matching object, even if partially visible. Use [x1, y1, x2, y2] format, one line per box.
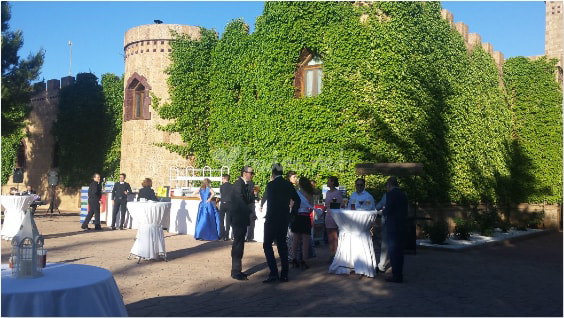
[1, 210, 562, 317]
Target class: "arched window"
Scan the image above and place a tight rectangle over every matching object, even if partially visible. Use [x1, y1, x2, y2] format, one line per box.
[124, 73, 152, 121]
[294, 49, 323, 98]
[303, 56, 323, 97]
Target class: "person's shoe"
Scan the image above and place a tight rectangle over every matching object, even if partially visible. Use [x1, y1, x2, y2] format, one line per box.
[111, 226, 116, 230]
[81, 225, 90, 230]
[246, 239, 257, 242]
[94, 226, 103, 231]
[385, 277, 403, 283]
[119, 227, 124, 230]
[279, 275, 289, 282]
[231, 273, 248, 281]
[262, 276, 279, 283]
[377, 267, 386, 274]
[223, 237, 229, 241]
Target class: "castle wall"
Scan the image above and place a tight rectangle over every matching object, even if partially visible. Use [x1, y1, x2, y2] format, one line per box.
[120, 24, 201, 190]
[1, 77, 80, 211]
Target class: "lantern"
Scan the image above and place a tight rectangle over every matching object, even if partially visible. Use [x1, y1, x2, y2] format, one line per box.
[10, 208, 44, 278]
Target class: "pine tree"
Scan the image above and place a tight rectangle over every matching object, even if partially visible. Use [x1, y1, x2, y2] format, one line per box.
[1, 1, 45, 184]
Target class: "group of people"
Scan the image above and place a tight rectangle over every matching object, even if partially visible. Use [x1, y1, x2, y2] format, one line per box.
[81, 172, 158, 231]
[81, 164, 408, 283]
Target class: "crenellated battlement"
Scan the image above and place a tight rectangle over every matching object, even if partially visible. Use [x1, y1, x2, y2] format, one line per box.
[30, 76, 75, 102]
[442, 9, 505, 74]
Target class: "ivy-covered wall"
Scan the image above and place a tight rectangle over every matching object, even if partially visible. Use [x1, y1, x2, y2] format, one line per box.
[504, 57, 562, 204]
[53, 73, 123, 187]
[154, 1, 562, 204]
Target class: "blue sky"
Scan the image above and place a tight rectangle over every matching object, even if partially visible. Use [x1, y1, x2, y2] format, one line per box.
[8, 1, 547, 83]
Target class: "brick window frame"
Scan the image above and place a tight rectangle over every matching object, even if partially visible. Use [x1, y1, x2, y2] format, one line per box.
[124, 73, 152, 121]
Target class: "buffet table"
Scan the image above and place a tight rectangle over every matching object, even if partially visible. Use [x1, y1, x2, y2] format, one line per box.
[169, 197, 265, 241]
[328, 209, 378, 277]
[128, 201, 171, 261]
[1, 263, 127, 317]
[1, 195, 34, 240]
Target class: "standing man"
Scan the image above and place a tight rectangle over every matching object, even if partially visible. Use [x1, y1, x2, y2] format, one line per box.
[383, 176, 408, 283]
[229, 166, 255, 280]
[262, 163, 300, 283]
[82, 173, 102, 231]
[219, 174, 233, 241]
[111, 173, 132, 230]
[348, 178, 375, 210]
[246, 179, 258, 242]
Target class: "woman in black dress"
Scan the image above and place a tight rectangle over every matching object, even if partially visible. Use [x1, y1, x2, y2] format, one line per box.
[290, 177, 315, 269]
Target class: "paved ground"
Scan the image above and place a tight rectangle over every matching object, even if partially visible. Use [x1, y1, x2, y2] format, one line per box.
[2, 209, 562, 317]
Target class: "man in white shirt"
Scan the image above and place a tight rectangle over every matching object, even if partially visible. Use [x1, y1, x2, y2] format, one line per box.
[347, 178, 375, 210]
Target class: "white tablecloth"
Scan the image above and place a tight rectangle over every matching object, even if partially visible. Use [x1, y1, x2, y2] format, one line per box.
[169, 199, 199, 235]
[105, 193, 138, 228]
[1, 195, 34, 240]
[1, 263, 127, 317]
[128, 201, 170, 260]
[328, 209, 378, 277]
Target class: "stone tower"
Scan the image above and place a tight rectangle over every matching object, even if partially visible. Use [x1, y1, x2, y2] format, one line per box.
[121, 24, 200, 189]
[545, 1, 563, 79]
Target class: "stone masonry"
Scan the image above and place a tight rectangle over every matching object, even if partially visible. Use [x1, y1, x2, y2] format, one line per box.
[1, 76, 79, 210]
[120, 24, 201, 190]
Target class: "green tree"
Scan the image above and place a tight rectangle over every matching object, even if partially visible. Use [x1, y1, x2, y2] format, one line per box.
[1, 1, 44, 184]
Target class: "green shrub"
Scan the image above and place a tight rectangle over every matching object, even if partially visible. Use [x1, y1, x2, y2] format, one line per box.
[497, 220, 511, 233]
[425, 220, 449, 244]
[470, 206, 501, 236]
[528, 212, 544, 229]
[453, 217, 473, 240]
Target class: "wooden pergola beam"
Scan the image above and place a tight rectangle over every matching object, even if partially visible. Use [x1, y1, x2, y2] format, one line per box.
[355, 163, 424, 177]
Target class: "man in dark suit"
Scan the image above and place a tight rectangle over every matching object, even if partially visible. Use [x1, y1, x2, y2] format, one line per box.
[111, 173, 132, 230]
[262, 163, 300, 283]
[229, 166, 255, 280]
[22, 185, 36, 196]
[219, 174, 233, 241]
[82, 173, 102, 231]
[383, 176, 408, 283]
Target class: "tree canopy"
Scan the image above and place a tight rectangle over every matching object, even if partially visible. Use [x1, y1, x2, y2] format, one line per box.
[1, 1, 45, 184]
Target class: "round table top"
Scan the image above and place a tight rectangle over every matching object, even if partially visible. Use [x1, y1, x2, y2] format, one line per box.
[1, 263, 113, 293]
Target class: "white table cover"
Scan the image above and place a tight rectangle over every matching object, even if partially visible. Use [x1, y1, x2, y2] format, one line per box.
[168, 199, 199, 235]
[1, 195, 34, 240]
[106, 193, 139, 228]
[1, 263, 127, 317]
[128, 201, 170, 260]
[328, 209, 378, 277]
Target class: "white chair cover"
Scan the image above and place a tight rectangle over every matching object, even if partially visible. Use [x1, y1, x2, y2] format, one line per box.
[128, 202, 170, 260]
[1, 195, 34, 240]
[328, 209, 378, 277]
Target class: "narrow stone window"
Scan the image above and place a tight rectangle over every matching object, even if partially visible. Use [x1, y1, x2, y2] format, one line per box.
[124, 73, 152, 121]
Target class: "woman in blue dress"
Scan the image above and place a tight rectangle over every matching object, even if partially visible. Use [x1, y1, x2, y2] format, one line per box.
[193, 178, 221, 241]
